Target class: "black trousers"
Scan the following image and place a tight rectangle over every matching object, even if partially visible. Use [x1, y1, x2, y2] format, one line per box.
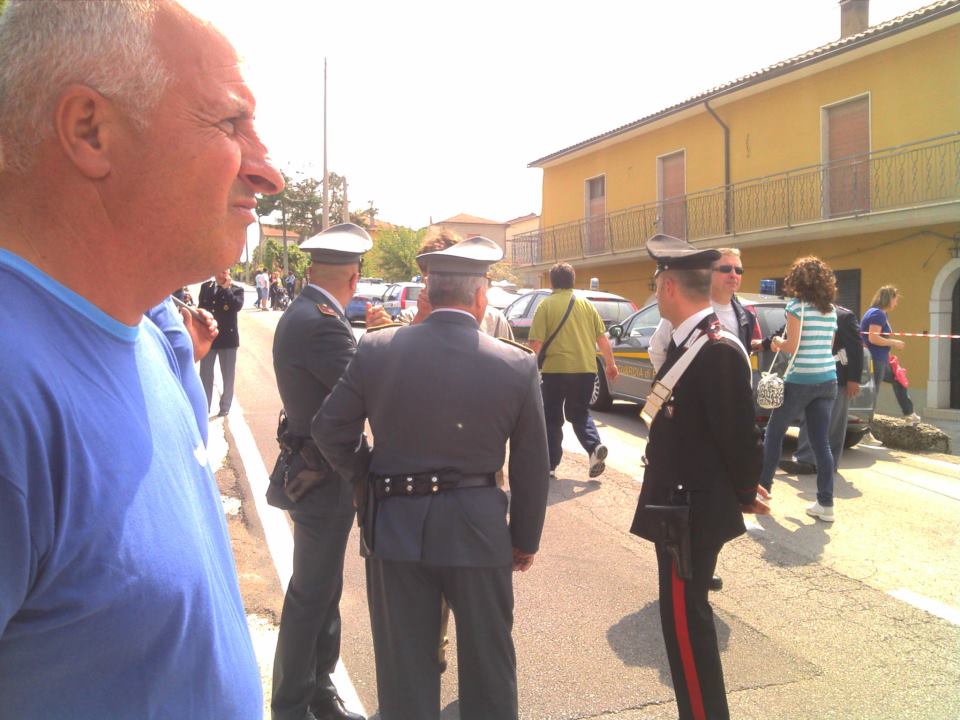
[366, 558, 517, 720]
[271, 508, 355, 720]
[656, 543, 729, 720]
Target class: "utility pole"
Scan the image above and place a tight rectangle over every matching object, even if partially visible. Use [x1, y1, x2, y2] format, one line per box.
[341, 176, 349, 224]
[322, 57, 329, 231]
[281, 198, 289, 274]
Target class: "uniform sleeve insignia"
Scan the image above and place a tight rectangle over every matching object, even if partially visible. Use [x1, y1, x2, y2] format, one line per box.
[316, 303, 339, 317]
[499, 337, 535, 354]
[366, 322, 403, 332]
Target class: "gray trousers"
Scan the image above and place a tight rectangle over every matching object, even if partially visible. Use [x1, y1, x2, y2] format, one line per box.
[795, 389, 851, 472]
[199, 346, 238, 414]
[366, 558, 517, 720]
[271, 508, 355, 720]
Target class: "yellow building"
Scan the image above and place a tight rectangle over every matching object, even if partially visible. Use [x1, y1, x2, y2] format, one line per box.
[513, 0, 960, 417]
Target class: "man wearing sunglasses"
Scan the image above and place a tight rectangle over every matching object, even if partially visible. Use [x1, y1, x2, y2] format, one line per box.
[650, 247, 761, 373]
[648, 247, 761, 592]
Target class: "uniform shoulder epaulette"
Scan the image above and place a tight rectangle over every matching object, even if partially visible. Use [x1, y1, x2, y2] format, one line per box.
[366, 322, 403, 332]
[498, 337, 535, 355]
[316, 303, 339, 317]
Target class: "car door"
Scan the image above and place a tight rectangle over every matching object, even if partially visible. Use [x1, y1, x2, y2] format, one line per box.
[608, 303, 661, 402]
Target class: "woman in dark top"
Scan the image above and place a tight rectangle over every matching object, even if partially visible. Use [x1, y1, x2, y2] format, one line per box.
[860, 285, 919, 425]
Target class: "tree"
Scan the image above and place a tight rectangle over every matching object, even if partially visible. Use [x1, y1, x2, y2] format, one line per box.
[252, 239, 310, 279]
[256, 171, 379, 239]
[364, 227, 424, 282]
[488, 260, 519, 285]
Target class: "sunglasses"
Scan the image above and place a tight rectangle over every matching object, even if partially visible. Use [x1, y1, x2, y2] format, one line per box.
[713, 265, 744, 275]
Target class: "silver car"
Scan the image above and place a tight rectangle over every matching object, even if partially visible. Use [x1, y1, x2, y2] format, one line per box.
[591, 294, 876, 448]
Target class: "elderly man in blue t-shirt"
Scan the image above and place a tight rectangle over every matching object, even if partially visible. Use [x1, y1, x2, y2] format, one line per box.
[0, 2, 284, 718]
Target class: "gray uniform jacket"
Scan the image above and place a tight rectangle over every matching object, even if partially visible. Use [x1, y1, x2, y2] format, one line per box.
[314, 310, 550, 566]
[272, 284, 356, 516]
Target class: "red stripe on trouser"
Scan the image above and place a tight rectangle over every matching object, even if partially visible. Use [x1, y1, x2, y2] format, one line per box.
[672, 562, 706, 720]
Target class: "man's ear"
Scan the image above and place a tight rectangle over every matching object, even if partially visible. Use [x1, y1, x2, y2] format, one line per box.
[54, 85, 116, 179]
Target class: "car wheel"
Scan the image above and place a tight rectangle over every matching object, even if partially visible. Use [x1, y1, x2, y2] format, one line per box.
[843, 429, 868, 449]
[590, 359, 613, 411]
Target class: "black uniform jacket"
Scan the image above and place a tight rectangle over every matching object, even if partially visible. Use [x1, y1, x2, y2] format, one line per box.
[314, 310, 550, 566]
[834, 306, 864, 386]
[631, 313, 762, 549]
[272, 284, 356, 516]
[198, 280, 245, 349]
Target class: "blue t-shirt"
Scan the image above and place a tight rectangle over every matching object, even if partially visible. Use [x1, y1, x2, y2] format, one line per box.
[0, 251, 260, 719]
[784, 298, 837, 385]
[860, 306, 891, 366]
[146, 297, 209, 446]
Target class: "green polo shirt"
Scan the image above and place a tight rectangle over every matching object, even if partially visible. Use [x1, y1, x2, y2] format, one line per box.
[529, 290, 605, 374]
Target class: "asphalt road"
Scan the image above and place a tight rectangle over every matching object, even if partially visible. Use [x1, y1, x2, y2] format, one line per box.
[221, 291, 960, 720]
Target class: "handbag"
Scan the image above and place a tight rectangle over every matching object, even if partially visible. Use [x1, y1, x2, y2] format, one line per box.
[537, 295, 576, 370]
[756, 302, 804, 409]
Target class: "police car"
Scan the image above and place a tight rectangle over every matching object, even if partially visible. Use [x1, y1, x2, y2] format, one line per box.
[591, 294, 877, 448]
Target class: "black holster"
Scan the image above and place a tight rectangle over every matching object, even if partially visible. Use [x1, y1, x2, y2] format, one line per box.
[635, 491, 693, 580]
[266, 411, 331, 509]
[356, 475, 377, 557]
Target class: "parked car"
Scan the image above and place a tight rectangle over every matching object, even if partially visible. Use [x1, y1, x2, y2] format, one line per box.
[590, 294, 876, 448]
[380, 282, 425, 320]
[501, 288, 637, 342]
[345, 281, 387, 324]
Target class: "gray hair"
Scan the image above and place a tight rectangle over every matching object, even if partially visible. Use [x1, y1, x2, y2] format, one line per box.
[426, 274, 486, 308]
[0, 0, 171, 174]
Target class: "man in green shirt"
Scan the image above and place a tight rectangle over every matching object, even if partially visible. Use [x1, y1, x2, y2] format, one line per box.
[529, 263, 619, 479]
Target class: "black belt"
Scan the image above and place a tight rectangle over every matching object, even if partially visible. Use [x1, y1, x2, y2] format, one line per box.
[372, 471, 496, 500]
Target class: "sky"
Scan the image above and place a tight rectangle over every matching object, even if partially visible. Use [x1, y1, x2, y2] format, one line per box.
[183, 0, 928, 231]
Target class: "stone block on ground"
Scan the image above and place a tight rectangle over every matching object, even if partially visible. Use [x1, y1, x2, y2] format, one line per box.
[870, 414, 950, 453]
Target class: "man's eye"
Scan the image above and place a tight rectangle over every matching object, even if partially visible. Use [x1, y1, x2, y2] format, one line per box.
[217, 119, 237, 134]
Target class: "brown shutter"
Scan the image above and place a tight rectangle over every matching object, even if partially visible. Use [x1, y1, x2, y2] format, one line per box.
[660, 152, 686, 237]
[827, 97, 870, 216]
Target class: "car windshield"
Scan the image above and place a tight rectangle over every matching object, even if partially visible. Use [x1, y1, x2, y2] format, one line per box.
[355, 282, 385, 299]
[591, 299, 634, 324]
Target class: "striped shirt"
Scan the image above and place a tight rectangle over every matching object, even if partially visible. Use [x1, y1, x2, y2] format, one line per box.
[784, 298, 837, 384]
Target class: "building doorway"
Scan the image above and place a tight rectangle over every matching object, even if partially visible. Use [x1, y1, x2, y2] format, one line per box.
[952, 276, 960, 409]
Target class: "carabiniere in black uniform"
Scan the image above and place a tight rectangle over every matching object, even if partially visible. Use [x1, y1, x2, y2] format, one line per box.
[630, 234, 762, 720]
[269, 223, 371, 720]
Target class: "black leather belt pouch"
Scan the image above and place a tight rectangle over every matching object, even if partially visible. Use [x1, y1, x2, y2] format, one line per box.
[637, 503, 693, 580]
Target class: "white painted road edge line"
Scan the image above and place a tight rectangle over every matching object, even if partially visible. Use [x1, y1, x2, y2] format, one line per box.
[224, 398, 368, 717]
[888, 588, 960, 626]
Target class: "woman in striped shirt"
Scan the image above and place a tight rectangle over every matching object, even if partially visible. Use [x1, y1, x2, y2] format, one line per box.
[759, 257, 839, 522]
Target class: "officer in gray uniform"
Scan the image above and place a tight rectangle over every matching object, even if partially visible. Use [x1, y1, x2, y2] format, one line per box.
[314, 236, 550, 720]
[269, 223, 370, 720]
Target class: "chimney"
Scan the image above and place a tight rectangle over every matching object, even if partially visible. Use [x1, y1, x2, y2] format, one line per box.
[840, 0, 869, 38]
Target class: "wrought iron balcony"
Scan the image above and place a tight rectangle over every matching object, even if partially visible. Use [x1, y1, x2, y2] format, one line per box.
[510, 132, 960, 267]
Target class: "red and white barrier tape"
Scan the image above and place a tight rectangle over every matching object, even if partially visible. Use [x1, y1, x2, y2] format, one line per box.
[861, 331, 960, 339]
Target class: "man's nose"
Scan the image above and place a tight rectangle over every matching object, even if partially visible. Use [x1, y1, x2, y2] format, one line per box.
[240, 151, 285, 196]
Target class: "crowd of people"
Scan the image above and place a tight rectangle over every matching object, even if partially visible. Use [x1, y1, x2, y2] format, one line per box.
[0, 3, 926, 720]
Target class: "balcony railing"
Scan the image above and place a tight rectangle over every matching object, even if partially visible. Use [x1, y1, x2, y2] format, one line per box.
[510, 133, 960, 267]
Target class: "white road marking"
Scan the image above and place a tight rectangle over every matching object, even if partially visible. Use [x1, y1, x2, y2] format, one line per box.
[208, 384, 368, 716]
[888, 588, 960, 626]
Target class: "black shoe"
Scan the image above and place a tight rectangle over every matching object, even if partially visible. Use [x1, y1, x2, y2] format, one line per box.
[778, 459, 816, 475]
[709, 575, 723, 592]
[310, 695, 365, 720]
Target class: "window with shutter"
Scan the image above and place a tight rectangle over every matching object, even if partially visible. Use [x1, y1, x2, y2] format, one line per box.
[585, 175, 606, 254]
[825, 96, 870, 217]
[658, 151, 686, 238]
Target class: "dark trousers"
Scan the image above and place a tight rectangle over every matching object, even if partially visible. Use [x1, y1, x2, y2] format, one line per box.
[199, 346, 238, 414]
[366, 558, 517, 720]
[873, 362, 914, 416]
[540, 372, 602, 470]
[656, 543, 729, 720]
[271, 508, 355, 720]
